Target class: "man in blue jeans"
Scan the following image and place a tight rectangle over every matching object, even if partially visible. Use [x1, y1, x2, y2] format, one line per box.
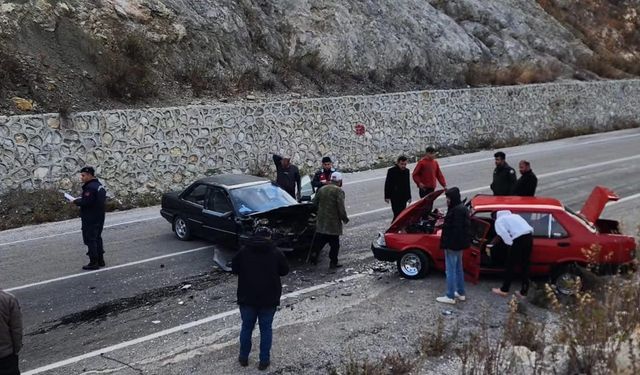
[232, 227, 289, 371]
[436, 187, 471, 304]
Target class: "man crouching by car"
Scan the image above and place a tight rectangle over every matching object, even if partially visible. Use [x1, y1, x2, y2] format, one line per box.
[232, 227, 289, 371]
[436, 188, 471, 305]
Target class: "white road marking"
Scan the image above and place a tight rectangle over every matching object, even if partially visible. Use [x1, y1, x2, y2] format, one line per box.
[343, 130, 640, 186]
[2, 131, 638, 247]
[21, 273, 366, 375]
[0, 217, 163, 248]
[610, 192, 640, 205]
[5, 246, 213, 292]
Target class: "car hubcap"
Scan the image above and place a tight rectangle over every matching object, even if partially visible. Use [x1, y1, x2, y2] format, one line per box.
[556, 272, 581, 295]
[401, 254, 421, 276]
[175, 219, 187, 238]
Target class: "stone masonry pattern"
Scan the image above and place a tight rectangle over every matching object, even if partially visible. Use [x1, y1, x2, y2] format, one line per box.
[1, 80, 639, 196]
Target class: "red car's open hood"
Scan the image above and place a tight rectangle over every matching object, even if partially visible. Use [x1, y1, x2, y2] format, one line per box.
[579, 186, 619, 223]
[387, 190, 445, 232]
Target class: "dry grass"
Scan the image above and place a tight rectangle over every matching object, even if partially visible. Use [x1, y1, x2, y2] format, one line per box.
[329, 352, 416, 375]
[0, 188, 160, 231]
[465, 61, 563, 87]
[329, 317, 458, 374]
[97, 33, 157, 101]
[537, 0, 640, 78]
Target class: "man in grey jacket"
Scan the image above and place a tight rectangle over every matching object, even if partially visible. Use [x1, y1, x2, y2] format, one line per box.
[0, 290, 22, 375]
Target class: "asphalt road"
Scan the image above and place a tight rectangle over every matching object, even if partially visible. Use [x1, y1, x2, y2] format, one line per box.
[1, 128, 639, 374]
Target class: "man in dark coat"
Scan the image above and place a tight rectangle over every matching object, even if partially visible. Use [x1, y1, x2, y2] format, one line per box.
[512, 160, 538, 196]
[436, 187, 470, 305]
[71, 167, 107, 270]
[232, 227, 289, 371]
[490, 151, 516, 196]
[384, 155, 412, 220]
[0, 290, 22, 375]
[272, 154, 301, 199]
[311, 156, 335, 192]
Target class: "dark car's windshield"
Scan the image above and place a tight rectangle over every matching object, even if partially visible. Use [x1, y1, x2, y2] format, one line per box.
[229, 182, 297, 215]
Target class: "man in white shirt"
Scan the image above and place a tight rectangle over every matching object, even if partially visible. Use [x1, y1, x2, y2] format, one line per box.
[490, 210, 534, 297]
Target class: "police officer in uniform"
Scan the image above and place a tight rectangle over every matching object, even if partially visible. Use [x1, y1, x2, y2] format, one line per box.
[490, 151, 516, 196]
[70, 167, 107, 270]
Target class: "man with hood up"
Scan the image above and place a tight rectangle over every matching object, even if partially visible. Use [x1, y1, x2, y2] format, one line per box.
[232, 227, 289, 371]
[436, 187, 470, 305]
[490, 210, 534, 298]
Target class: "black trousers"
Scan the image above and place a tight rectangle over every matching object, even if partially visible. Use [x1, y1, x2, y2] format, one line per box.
[0, 354, 19, 375]
[311, 233, 340, 263]
[82, 218, 105, 259]
[390, 199, 407, 220]
[418, 187, 435, 198]
[500, 233, 533, 295]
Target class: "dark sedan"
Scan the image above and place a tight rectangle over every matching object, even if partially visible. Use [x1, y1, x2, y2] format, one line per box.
[160, 174, 316, 251]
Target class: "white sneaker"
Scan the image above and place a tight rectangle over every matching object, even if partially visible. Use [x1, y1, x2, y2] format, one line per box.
[455, 292, 466, 301]
[436, 296, 456, 304]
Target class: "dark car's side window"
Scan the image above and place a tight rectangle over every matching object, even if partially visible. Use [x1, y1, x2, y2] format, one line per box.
[183, 184, 208, 206]
[206, 188, 234, 214]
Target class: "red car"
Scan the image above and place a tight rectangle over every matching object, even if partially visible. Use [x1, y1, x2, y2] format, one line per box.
[371, 186, 636, 294]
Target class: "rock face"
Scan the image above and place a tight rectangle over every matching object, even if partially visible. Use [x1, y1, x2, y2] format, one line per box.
[0, 80, 638, 196]
[0, 0, 637, 114]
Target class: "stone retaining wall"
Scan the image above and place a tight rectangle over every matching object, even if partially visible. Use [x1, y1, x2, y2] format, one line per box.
[1, 80, 639, 195]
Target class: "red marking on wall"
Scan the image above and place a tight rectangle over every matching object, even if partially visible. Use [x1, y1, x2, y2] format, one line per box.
[354, 123, 366, 136]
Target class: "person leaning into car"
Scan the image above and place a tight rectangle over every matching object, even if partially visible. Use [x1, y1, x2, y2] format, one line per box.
[490, 210, 534, 298]
[0, 290, 22, 375]
[384, 155, 412, 220]
[232, 227, 289, 371]
[309, 172, 349, 268]
[436, 187, 470, 305]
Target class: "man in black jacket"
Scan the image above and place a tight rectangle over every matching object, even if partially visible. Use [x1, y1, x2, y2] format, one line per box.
[272, 154, 301, 199]
[490, 151, 516, 196]
[71, 167, 107, 270]
[311, 156, 335, 192]
[384, 155, 411, 220]
[232, 227, 289, 371]
[0, 290, 22, 375]
[512, 160, 537, 196]
[436, 187, 470, 305]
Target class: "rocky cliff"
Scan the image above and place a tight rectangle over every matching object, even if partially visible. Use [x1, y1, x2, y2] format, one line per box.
[0, 0, 638, 115]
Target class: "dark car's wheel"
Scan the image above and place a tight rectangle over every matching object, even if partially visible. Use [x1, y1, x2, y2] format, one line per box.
[397, 250, 430, 279]
[552, 263, 582, 296]
[173, 216, 192, 241]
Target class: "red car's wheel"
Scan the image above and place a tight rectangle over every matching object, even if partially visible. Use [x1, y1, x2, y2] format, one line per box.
[553, 263, 582, 296]
[396, 250, 430, 279]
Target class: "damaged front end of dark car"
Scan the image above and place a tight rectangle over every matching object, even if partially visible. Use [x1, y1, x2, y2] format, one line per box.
[243, 204, 317, 252]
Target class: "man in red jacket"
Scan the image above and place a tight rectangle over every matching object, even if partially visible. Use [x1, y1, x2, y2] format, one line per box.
[412, 146, 447, 198]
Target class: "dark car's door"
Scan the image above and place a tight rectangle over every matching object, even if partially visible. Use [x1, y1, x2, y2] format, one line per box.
[201, 187, 238, 245]
[180, 183, 208, 237]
